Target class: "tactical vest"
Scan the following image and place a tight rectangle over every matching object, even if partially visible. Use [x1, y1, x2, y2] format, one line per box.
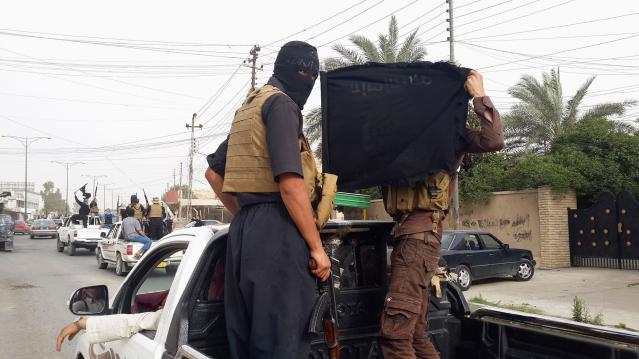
[89, 201, 99, 214]
[148, 204, 163, 218]
[383, 171, 451, 219]
[132, 204, 144, 221]
[222, 85, 320, 204]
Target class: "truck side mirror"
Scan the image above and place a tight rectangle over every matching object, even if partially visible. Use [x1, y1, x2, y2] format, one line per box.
[68, 285, 109, 315]
[503, 243, 510, 250]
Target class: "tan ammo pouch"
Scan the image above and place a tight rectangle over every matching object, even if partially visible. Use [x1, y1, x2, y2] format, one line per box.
[384, 171, 451, 219]
[314, 173, 338, 230]
[301, 137, 321, 204]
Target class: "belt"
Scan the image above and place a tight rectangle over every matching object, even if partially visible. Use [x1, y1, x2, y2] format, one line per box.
[402, 231, 441, 245]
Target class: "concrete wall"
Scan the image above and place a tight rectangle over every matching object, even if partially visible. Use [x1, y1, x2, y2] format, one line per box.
[350, 187, 576, 269]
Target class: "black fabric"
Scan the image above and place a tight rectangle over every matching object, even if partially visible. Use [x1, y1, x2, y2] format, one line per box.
[224, 202, 317, 359]
[273, 41, 319, 109]
[148, 218, 164, 240]
[75, 194, 90, 216]
[321, 61, 471, 190]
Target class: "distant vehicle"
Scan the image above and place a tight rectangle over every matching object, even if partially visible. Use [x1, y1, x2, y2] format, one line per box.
[56, 215, 107, 256]
[0, 214, 14, 251]
[14, 220, 29, 234]
[52, 219, 64, 228]
[183, 219, 223, 228]
[95, 221, 199, 276]
[441, 230, 536, 290]
[30, 219, 58, 239]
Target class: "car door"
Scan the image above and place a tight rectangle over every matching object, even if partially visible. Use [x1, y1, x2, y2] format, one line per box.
[478, 234, 511, 276]
[457, 234, 491, 278]
[97, 242, 187, 359]
[102, 224, 118, 261]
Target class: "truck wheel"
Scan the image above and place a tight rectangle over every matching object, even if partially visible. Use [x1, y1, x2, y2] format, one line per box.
[514, 259, 534, 281]
[96, 249, 108, 269]
[165, 266, 177, 276]
[68, 242, 76, 256]
[456, 265, 472, 291]
[56, 236, 64, 252]
[115, 254, 126, 276]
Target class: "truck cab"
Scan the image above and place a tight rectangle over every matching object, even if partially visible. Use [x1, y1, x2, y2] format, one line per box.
[57, 215, 107, 256]
[68, 221, 639, 359]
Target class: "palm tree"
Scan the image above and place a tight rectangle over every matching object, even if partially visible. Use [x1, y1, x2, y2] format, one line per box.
[305, 16, 427, 158]
[504, 68, 636, 153]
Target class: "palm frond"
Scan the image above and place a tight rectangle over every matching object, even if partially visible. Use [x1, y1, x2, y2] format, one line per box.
[331, 44, 364, 65]
[564, 76, 595, 127]
[387, 15, 399, 60]
[304, 107, 323, 145]
[581, 100, 637, 120]
[323, 58, 352, 71]
[349, 34, 381, 62]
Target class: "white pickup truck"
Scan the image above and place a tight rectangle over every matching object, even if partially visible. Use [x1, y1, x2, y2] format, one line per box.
[57, 215, 107, 256]
[96, 221, 194, 276]
[66, 221, 639, 359]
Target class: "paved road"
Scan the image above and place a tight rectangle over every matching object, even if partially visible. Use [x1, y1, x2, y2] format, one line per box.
[466, 267, 639, 330]
[0, 234, 125, 359]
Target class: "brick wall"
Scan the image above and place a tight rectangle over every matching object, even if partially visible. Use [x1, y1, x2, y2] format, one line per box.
[537, 187, 576, 269]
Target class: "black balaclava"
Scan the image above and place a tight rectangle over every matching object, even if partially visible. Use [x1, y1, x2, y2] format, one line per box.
[273, 41, 319, 109]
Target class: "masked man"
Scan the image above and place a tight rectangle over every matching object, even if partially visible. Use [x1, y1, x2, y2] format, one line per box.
[205, 41, 332, 359]
[380, 70, 504, 359]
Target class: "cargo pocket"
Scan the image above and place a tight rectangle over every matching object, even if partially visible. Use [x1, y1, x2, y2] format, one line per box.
[380, 294, 422, 339]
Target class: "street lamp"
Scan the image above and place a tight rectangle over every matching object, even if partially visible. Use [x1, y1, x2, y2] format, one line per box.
[51, 161, 84, 216]
[2, 135, 51, 220]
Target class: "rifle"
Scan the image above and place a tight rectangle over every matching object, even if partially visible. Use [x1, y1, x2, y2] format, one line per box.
[142, 189, 150, 210]
[309, 235, 342, 359]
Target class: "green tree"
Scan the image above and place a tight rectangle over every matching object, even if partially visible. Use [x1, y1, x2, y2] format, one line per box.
[304, 15, 428, 158]
[504, 68, 636, 153]
[460, 118, 639, 206]
[40, 181, 67, 214]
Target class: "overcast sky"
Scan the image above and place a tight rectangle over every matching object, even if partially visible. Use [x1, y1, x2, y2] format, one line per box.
[1, 0, 638, 209]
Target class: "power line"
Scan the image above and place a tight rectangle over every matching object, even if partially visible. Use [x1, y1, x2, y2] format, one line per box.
[455, 0, 515, 20]
[459, 11, 639, 40]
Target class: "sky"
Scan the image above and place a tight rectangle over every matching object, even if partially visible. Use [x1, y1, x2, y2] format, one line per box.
[1, 0, 638, 210]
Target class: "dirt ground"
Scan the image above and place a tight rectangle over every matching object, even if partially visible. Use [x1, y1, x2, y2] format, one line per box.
[465, 267, 639, 330]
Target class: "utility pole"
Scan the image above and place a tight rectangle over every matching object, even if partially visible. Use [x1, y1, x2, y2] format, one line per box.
[245, 45, 262, 91]
[100, 183, 113, 211]
[447, 0, 460, 230]
[173, 168, 176, 188]
[179, 162, 183, 219]
[186, 113, 203, 220]
[2, 135, 50, 220]
[52, 161, 84, 216]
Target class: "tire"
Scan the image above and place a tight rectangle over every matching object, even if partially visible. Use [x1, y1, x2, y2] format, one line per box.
[514, 259, 534, 281]
[68, 242, 76, 256]
[96, 249, 108, 269]
[115, 253, 126, 276]
[165, 266, 177, 276]
[456, 265, 472, 291]
[56, 236, 64, 252]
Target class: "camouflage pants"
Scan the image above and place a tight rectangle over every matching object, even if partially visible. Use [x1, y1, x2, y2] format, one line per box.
[380, 232, 441, 359]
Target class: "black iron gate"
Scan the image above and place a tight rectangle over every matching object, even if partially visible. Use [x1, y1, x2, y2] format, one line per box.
[567, 191, 639, 269]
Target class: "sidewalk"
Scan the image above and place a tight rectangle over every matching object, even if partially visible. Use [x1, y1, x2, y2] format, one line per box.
[465, 267, 639, 330]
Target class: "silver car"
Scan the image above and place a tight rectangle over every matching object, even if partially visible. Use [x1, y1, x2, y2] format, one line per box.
[30, 219, 58, 239]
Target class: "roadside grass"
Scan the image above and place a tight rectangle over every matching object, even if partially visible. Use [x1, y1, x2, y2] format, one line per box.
[469, 294, 545, 315]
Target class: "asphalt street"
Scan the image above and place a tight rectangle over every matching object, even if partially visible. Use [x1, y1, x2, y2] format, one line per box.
[0, 234, 125, 359]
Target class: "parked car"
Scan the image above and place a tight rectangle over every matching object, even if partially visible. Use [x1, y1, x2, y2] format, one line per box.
[29, 219, 58, 239]
[441, 230, 536, 290]
[0, 214, 14, 251]
[14, 220, 29, 234]
[96, 221, 193, 276]
[57, 215, 107, 256]
[67, 221, 639, 359]
[183, 219, 223, 228]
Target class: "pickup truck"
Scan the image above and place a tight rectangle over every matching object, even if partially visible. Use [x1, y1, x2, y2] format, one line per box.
[67, 220, 639, 359]
[57, 215, 107, 256]
[96, 221, 211, 276]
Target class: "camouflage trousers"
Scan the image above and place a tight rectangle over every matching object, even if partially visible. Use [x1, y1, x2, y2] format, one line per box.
[380, 232, 441, 359]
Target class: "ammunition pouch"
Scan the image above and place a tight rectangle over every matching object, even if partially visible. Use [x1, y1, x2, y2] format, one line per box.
[314, 173, 338, 231]
[383, 171, 451, 220]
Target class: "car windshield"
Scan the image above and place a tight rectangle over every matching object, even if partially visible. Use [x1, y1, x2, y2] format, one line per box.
[441, 233, 454, 249]
[35, 220, 55, 226]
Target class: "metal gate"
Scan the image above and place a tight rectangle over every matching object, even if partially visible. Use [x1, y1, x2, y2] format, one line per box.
[567, 191, 639, 269]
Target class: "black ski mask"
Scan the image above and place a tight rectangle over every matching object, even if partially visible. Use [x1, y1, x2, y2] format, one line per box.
[273, 41, 319, 109]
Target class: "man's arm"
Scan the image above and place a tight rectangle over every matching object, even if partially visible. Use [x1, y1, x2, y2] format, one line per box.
[205, 167, 240, 215]
[279, 173, 330, 281]
[55, 310, 163, 350]
[74, 192, 82, 206]
[463, 70, 505, 153]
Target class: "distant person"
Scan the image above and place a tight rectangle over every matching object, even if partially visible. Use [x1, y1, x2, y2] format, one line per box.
[74, 188, 91, 228]
[122, 207, 151, 258]
[103, 209, 114, 229]
[146, 197, 166, 240]
[127, 195, 146, 224]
